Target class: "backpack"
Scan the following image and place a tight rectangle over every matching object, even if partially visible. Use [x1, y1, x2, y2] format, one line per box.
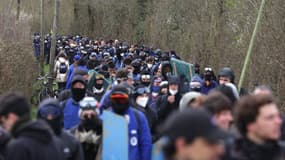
[59, 62, 68, 74]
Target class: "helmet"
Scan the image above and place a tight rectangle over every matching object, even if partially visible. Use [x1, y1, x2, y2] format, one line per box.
[218, 67, 235, 83]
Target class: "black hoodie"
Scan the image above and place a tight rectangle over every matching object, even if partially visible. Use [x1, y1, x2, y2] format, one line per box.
[6, 119, 65, 160]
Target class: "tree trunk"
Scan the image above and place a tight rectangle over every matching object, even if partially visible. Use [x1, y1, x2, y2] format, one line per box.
[40, 0, 45, 75]
[49, 0, 59, 90]
[16, 0, 20, 20]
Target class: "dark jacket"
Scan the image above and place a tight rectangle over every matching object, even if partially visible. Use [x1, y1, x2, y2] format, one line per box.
[59, 130, 84, 160]
[131, 100, 158, 142]
[6, 120, 64, 160]
[155, 92, 182, 126]
[0, 127, 10, 160]
[227, 138, 285, 160]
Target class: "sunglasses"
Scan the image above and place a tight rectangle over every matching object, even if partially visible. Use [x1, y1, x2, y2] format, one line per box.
[204, 67, 212, 72]
[79, 99, 98, 110]
[141, 75, 151, 79]
[136, 87, 150, 95]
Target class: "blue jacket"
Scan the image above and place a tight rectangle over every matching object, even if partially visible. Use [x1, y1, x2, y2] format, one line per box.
[112, 108, 152, 160]
[65, 65, 88, 89]
[63, 98, 80, 129]
[201, 80, 218, 94]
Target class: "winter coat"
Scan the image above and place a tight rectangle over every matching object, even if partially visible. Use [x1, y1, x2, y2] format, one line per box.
[69, 126, 102, 160]
[65, 65, 88, 89]
[227, 138, 285, 160]
[111, 108, 152, 160]
[0, 127, 10, 160]
[131, 100, 158, 142]
[63, 98, 81, 129]
[58, 130, 84, 160]
[155, 92, 182, 126]
[201, 80, 218, 94]
[54, 57, 69, 83]
[6, 120, 64, 160]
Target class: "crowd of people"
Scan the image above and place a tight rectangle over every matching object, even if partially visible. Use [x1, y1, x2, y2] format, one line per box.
[0, 35, 283, 160]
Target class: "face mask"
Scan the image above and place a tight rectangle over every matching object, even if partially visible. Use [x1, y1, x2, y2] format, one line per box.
[169, 89, 178, 95]
[191, 87, 201, 92]
[71, 88, 86, 102]
[136, 97, 149, 108]
[111, 102, 129, 115]
[46, 118, 62, 135]
[152, 86, 160, 93]
[204, 74, 212, 81]
[94, 83, 103, 89]
[142, 81, 150, 86]
[152, 92, 159, 97]
[81, 117, 102, 133]
[147, 64, 153, 69]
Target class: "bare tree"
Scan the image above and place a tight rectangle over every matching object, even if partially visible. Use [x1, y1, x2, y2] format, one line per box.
[40, 0, 45, 75]
[48, 0, 59, 89]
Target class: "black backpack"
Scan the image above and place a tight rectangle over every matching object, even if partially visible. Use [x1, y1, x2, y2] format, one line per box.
[59, 62, 68, 74]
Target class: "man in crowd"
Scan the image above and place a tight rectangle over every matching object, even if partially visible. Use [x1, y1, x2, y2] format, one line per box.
[227, 94, 284, 160]
[109, 85, 152, 160]
[0, 92, 64, 160]
[63, 75, 87, 129]
[37, 99, 84, 160]
[162, 109, 226, 160]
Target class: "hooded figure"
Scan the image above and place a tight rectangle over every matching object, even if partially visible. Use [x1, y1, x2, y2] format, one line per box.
[63, 75, 87, 129]
[155, 76, 182, 128]
[0, 92, 65, 160]
[70, 97, 102, 160]
[37, 99, 84, 160]
[179, 92, 202, 111]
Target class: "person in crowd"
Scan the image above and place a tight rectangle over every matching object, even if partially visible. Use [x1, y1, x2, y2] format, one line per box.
[202, 92, 234, 131]
[109, 85, 152, 160]
[179, 91, 203, 111]
[212, 84, 239, 104]
[218, 67, 235, 85]
[227, 94, 284, 160]
[155, 76, 182, 127]
[37, 99, 84, 160]
[253, 85, 273, 95]
[158, 81, 169, 95]
[131, 85, 158, 142]
[139, 70, 152, 87]
[54, 51, 70, 91]
[99, 68, 134, 111]
[66, 56, 88, 89]
[162, 109, 226, 160]
[189, 75, 204, 92]
[201, 67, 218, 94]
[89, 73, 106, 101]
[70, 97, 102, 160]
[149, 76, 162, 106]
[0, 92, 64, 160]
[63, 75, 87, 129]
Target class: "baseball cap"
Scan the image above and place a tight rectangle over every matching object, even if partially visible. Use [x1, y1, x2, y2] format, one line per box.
[74, 54, 81, 61]
[162, 108, 227, 143]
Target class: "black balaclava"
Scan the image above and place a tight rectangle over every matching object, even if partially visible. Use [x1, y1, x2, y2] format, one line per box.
[37, 99, 63, 135]
[110, 86, 130, 115]
[71, 75, 87, 102]
[72, 87, 86, 102]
